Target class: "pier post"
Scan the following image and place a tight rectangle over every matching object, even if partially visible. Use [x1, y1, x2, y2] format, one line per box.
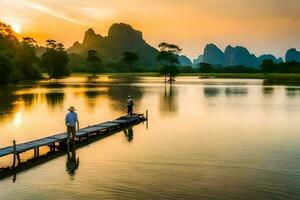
[12, 140, 17, 168]
[37, 147, 40, 157]
[17, 153, 20, 164]
[146, 110, 149, 129]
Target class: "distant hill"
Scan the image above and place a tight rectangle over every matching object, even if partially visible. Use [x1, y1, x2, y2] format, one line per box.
[192, 55, 203, 67]
[223, 45, 259, 68]
[67, 23, 196, 69]
[286, 48, 300, 62]
[67, 23, 159, 67]
[203, 43, 224, 66]
[201, 43, 284, 68]
[258, 54, 283, 64]
[178, 55, 193, 66]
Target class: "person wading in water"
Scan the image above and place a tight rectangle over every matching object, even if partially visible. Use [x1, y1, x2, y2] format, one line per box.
[127, 96, 134, 117]
[65, 106, 79, 148]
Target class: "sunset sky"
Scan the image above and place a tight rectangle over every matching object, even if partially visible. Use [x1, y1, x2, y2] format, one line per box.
[1, 0, 300, 59]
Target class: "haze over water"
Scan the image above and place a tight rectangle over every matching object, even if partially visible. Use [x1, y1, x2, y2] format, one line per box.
[1, 76, 300, 199]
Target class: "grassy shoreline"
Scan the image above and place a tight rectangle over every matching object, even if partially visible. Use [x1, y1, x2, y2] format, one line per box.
[41, 72, 300, 85]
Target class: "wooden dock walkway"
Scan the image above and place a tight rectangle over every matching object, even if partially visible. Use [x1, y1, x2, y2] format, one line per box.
[0, 113, 147, 162]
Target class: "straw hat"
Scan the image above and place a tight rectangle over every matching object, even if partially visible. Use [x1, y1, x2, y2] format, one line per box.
[68, 106, 76, 111]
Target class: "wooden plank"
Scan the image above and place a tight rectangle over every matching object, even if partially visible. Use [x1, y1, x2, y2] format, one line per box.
[76, 130, 90, 137]
[15, 143, 35, 152]
[113, 119, 128, 124]
[30, 138, 58, 148]
[48, 133, 67, 140]
[79, 126, 102, 133]
[93, 125, 107, 129]
[98, 122, 121, 127]
[0, 114, 146, 158]
[0, 147, 14, 157]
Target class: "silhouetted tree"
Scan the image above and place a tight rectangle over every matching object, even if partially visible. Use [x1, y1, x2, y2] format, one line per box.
[199, 63, 213, 73]
[86, 50, 101, 78]
[158, 42, 182, 53]
[0, 22, 42, 83]
[16, 37, 41, 79]
[0, 51, 16, 83]
[122, 51, 139, 72]
[157, 42, 181, 83]
[261, 59, 274, 73]
[0, 22, 18, 51]
[159, 65, 168, 82]
[41, 40, 70, 81]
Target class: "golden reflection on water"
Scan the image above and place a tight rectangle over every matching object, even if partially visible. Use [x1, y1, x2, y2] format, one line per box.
[1, 76, 300, 199]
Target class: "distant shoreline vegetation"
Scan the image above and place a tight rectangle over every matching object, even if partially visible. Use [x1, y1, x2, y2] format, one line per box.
[1, 21, 300, 85]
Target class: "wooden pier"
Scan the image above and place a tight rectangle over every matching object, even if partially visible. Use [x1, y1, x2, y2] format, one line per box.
[0, 113, 147, 168]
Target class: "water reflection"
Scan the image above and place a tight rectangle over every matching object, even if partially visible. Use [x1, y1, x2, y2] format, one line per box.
[108, 85, 144, 111]
[159, 85, 178, 115]
[285, 87, 300, 98]
[262, 87, 274, 96]
[84, 89, 104, 110]
[66, 145, 79, 177]
[1, 76, 300, 199]
[225, 87, 248, 96]
[45, 92, 65, 109]
[203, 87, 221, 97]
[0, 86, 20, 122]
[21, 94, 35, 109]
[123, 127, 134, 142]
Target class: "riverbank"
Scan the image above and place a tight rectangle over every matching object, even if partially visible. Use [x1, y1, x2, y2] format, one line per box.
[87, 73, 300, 85]
[37, 72, 300, 86]
[196, 73, 300, 85]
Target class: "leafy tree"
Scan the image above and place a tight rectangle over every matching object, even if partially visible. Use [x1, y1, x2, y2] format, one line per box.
[46, 39, 57, 49]
[166, 65, 179, 81]
[122, 51, 139, 72]
[199, 63, 213, 73]
[0, 51, 16, 84]
[0, 22, 41, 83]
[0, 22, 18, 52]
[159, 65, 168, 82]
[158, 42, 182, 53]
[16, 37, 41, 79]
[86, 50, 101, 77]
[157, 42, 181, 83]
[41, 40, 70, 81]
[261, 59, 275, 73]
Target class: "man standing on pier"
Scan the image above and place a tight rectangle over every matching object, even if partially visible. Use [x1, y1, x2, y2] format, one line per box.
[65, 106, 79, 147]
[127, 96, 134, 117]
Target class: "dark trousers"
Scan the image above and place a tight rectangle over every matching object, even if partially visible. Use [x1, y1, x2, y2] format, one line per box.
[67, 126, 76, 146]
[127, 105, 133, 116]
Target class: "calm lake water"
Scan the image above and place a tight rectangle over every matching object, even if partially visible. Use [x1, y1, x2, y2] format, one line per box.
[1, 75, 300, 199]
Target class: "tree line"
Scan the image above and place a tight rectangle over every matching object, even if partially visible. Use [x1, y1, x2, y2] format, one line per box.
[0, 22, 41, 83]
[196, 60, 300, 73]
[0, 21, 182, 84]
[0, 22, 144, 83]
[2, 21, 300, 85]
[0, 22, 71, 83]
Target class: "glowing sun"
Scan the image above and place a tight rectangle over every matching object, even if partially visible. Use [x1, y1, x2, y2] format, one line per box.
[12, 23, 21, 34]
